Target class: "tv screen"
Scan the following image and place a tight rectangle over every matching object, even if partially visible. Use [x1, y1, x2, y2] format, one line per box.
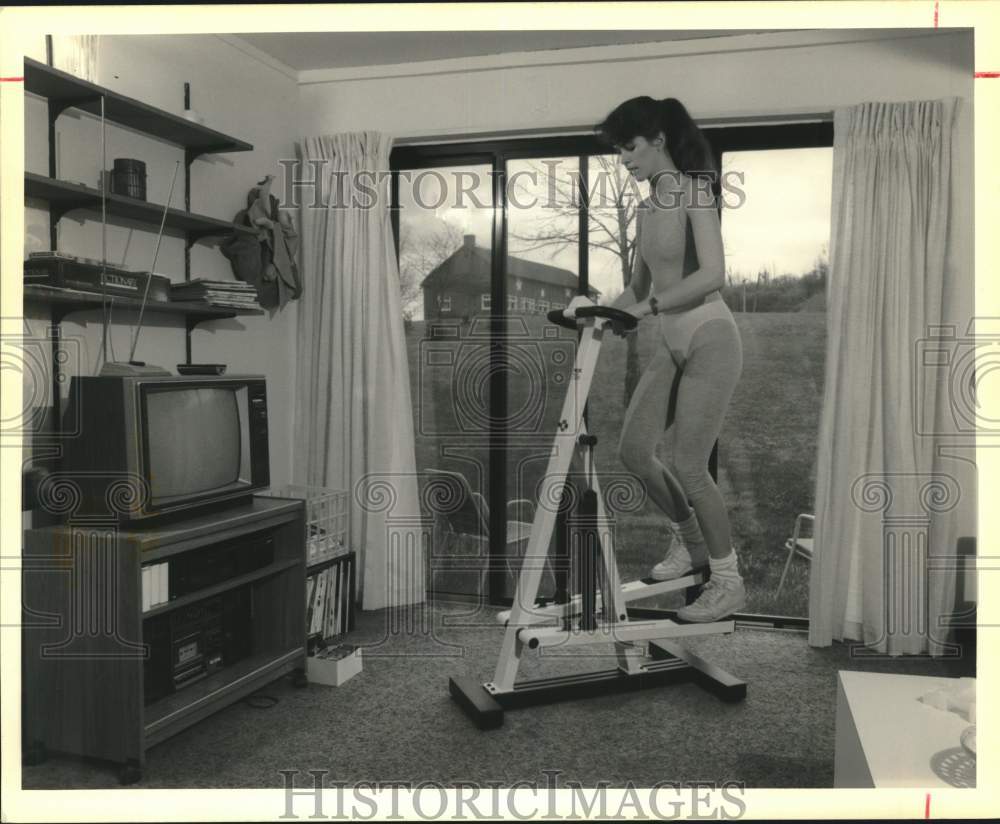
[145, 387, 249, 503]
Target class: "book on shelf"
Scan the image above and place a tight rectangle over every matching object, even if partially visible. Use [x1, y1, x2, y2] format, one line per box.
[170, 278, 257, 291]
[141, 561, 170, 612]
[332, 565, 340, 637]
[306, 556, 353, 642]
[174, 297, 260, 309]
[171, 290, 258, 302]
[322, 568, 333, 639]
[305, 575, 318, 632]
[309, 569, 328, 636]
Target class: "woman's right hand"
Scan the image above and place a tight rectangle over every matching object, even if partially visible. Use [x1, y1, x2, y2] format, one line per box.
[562, 295, 594, 320]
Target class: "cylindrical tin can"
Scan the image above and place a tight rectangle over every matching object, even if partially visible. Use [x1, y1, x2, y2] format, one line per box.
[110, 158, 147, 201]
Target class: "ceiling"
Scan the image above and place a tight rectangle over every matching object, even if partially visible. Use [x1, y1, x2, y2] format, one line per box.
[234, 30, 779, 72]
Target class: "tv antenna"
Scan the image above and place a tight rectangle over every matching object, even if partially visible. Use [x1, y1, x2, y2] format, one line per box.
[98, 154, 179, 377]
[129, 161, 180, 362]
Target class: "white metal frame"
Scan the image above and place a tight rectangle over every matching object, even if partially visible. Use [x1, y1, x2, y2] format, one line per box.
[487, 315, 735, 696]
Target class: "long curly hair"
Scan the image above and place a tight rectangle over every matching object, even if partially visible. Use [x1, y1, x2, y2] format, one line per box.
[595, 96, 717, 183]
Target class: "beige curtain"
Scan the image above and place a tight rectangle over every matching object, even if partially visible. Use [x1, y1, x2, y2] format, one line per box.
[810, 98, 968, 654]
[294, 132, 425, 610]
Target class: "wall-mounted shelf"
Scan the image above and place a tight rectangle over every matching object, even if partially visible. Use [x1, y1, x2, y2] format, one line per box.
[23, 284, 264, 326]
[23, 56, 258, 374]
[24, 57, 253, 158]
[25, 173, 256, 246]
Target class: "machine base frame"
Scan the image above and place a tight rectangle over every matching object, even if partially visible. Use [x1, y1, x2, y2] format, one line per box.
[450, 638, 746, 729]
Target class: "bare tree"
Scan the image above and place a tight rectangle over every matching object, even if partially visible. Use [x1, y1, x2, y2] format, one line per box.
[398, 221, 466, 320]
[813, 244, 830, 282]
[507, 156, 644, 408]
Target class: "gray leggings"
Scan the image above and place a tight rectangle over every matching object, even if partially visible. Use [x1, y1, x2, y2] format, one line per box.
[617, 301, 743, 557]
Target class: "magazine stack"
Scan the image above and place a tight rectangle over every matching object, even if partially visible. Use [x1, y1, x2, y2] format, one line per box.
[169, 279, 259, 309]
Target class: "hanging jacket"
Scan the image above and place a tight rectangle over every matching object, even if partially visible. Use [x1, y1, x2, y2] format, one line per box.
[221, 177, 301, 309]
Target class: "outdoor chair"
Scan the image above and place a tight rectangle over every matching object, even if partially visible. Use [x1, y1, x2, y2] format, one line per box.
[777, 513, 814, 598]
[425, 468, 553, 600]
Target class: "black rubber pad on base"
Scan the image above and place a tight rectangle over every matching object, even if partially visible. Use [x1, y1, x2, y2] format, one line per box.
[449, 676, 503, 730]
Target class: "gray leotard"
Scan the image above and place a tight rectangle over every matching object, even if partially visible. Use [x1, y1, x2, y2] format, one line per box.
[637, 200, 734, 368]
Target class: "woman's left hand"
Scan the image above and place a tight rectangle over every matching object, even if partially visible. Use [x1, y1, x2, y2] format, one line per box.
[607, 304, 644, 337]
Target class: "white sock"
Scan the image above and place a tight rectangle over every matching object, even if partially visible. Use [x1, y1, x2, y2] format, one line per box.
[675, 511, 708, 565]
[709, 548, 742, 584]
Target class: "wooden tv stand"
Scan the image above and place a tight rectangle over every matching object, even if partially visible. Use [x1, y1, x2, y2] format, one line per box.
[22, 496, 307, 785]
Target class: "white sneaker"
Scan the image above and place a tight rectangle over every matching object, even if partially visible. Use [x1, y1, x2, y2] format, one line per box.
[676, 577, 746, 622]
[649, 533, 706, 581]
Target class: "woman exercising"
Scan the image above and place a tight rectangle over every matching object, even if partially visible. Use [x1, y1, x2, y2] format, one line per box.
[566, 96, 745, 623]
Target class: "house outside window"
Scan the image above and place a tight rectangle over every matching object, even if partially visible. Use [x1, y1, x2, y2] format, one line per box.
[440, 296, 451, 312]
[538, 300, 549, 313]
[507, 295, 517, 311]
[481, 294, 491, 310]
[526, 298, 536, 312]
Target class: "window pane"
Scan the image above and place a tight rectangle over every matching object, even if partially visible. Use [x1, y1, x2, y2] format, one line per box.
[719, 146, 832, 618]
[399, 163, 494, 599]
[398, 164, 493, 322]
[506, 157, 580, 281]
[503, 157, 581, 604]
[586, 153, 663, 595]
[587, 153, 642, 305]
[583, 148, 831, 617]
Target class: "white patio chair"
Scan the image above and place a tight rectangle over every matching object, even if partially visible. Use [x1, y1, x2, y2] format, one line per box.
[777, 513, 814, 597]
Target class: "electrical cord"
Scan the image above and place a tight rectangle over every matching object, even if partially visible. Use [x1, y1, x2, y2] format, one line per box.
[242, 693, 279, 709]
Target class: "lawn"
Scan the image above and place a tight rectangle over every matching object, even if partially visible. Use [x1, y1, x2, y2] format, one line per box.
[405, 310, 826, 618]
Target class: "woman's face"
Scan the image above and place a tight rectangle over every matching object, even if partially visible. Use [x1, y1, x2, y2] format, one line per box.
[618, 133, 668, 181]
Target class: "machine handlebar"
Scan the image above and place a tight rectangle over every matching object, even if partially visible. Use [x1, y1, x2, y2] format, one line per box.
[546, 305, 639, 333]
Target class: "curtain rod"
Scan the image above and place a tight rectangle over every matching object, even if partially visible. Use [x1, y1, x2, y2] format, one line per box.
[393, 111, 834, 147]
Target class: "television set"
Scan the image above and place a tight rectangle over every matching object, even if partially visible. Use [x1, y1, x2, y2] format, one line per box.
[61, 375, 270, 522]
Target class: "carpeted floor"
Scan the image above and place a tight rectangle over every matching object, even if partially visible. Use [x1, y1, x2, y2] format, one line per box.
[21, 601, 965, 790]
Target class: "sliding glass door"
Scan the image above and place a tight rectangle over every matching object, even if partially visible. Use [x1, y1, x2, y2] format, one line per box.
[393, 123, 833, 621]
[715, 144, 833, 619]
[395, 160, 495, 600]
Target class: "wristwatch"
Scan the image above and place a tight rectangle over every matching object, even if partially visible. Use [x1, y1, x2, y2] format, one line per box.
[648, 296, 659, 316]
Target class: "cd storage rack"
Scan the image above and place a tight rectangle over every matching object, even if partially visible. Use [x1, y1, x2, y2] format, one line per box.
[264, 486, 356, 650]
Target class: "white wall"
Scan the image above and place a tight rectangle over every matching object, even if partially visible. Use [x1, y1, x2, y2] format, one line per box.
[23, 34, 300, 489]
[298, 30, 973, 138]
